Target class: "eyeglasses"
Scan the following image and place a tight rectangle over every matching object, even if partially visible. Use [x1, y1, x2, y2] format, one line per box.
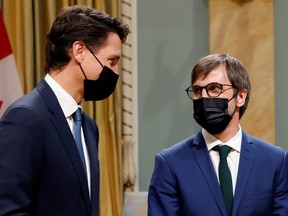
[185, 82, 234, 100]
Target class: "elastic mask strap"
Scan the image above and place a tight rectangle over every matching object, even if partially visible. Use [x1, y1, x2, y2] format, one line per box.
[228, 88, 238, 102]
[79, 64, 88, 79]
[86, 45, 104, 68]
[228, 89, 238, 117]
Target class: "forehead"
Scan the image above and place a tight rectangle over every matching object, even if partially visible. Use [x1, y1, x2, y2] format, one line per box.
[96, 32, 122, 57]
[193, 64, 231, 86]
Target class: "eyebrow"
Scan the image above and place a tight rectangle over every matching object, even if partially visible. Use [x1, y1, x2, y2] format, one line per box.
[109, 55, 121, 62]
[111, 54, 120, 59]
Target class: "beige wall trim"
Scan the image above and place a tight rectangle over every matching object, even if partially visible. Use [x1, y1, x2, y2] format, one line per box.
[209, 0, 275, 143]
[120, 0, 139, 191]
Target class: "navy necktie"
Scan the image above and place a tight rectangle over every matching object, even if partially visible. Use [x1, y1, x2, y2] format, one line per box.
[213, 145, 233, 216]
[73, 108, 86, 173]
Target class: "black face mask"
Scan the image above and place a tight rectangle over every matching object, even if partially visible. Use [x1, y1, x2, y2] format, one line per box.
[193, 97, 236, 135]
[82, 66, 118, 101]
[79, 46, 119, 101]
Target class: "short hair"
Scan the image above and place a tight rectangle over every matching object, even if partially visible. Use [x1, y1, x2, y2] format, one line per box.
[44, 5, 130, 73]
[191, 54, 251, 118]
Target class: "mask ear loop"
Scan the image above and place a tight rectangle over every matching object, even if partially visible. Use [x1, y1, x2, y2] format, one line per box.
[78, 44, 104, 80]
[79, 64, 88, 79]
[228, 88, 238, 117]
[228, 88, 238, 102]
[85, 45, 104, 68]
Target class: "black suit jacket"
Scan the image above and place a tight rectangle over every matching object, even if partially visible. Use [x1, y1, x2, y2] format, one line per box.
[0, 80, 99, 215]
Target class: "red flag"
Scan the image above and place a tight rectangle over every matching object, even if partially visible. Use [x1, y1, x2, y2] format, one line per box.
[0, 10, 23, 117]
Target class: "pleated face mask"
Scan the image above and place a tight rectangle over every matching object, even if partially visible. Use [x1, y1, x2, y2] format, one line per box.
[193, 97, 235, 135]
[79, 45, 119, 101]
[82, 66, 118, 101]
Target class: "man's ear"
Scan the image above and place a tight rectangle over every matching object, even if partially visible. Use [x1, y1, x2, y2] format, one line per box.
[236, 88, 248, 107]
[72, 41, 85, 64]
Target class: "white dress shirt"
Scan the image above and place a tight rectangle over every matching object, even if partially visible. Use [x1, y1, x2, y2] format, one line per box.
[45, 74, 91, 196]
[203, 127, 242, 195]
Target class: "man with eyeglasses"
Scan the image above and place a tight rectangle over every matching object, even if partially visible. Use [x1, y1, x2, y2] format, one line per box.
[148, 54, 288, 216]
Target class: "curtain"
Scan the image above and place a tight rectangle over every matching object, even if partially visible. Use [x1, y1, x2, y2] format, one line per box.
[0, 0, 123, 215]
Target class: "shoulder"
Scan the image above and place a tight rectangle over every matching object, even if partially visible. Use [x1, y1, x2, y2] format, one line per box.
[242, 131, 286, 158]
[0, 80, 58, 126]
[158, 131, 203, 159]
[4, 80, 52, 114]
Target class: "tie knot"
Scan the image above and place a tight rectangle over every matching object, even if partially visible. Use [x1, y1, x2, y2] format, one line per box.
[73, 108, 82, 122]
[213, 145, 232, 160]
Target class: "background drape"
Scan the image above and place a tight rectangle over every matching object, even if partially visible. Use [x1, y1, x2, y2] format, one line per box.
[0, 0, 123, 215]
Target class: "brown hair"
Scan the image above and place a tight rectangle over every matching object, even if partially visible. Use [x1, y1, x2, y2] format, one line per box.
[44, 5, 129, 73]
[191, 54, 251, 118]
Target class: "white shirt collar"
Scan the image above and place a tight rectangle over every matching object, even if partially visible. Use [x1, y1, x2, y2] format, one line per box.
[45, 74, 80, 118]
[203, 126, 242, 152]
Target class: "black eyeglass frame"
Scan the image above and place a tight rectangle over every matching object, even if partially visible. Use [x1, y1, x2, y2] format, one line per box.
[185, 82, 234, 100]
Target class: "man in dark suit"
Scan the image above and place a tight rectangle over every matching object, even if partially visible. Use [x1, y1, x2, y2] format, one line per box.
[0, 5, 129, 215]
[148, 54, 288, 216]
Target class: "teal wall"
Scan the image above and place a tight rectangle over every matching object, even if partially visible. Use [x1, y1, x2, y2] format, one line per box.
[274, 0, 288, 151]
[137, 0, 288, 191]
[137, 0, 209, 191]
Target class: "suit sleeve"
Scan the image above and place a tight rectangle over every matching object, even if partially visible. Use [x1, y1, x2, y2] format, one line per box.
[0, 106, 43, 215]
[273, 151, 288, 215]
[148, 153, 180, 216]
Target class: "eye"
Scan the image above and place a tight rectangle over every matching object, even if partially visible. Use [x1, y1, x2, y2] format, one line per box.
[192, 86, 201, 94]
[108, 57, 119, 67]
[207, 83, 222, 94]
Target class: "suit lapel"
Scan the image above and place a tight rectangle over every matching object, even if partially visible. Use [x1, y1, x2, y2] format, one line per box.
[192, 132, 227, 216]
[82, 114, 99, 215]
[232, 132, 255, 216]
[37, 80, 91, 213]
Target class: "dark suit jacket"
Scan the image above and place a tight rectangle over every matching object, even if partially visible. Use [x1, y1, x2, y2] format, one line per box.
[0, 80, 99, 215]
[148, 131, 288, 216]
